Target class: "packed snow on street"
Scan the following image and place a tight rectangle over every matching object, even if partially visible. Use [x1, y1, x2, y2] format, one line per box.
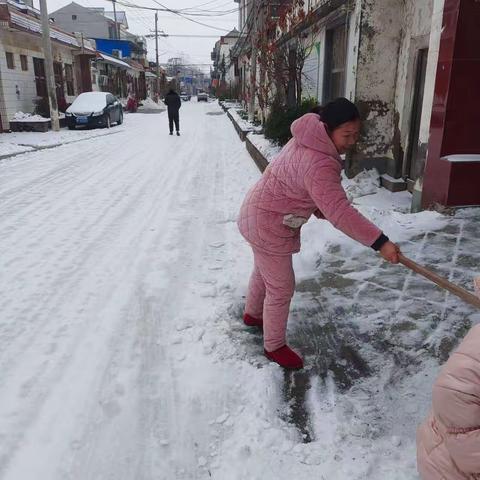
[1, 101, 479, 480]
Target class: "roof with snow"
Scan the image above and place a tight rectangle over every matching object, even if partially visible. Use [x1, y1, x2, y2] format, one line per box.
[96, 52, 132, 69]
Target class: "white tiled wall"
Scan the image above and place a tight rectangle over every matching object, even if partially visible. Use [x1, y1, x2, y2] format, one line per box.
[0, 45, 38, 121]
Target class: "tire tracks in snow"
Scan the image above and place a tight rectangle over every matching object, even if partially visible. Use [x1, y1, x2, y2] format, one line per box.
[0, 114, 194, 478]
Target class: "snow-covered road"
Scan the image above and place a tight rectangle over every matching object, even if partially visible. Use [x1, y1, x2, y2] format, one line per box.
[0, 103, 269, 479]
[3, 101, 478, 480]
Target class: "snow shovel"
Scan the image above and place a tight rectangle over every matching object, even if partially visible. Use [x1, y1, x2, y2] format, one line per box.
[398, 253, 480, 309]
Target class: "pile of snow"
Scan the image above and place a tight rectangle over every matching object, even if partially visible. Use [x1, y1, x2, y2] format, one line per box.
[343, 168, 381, 200]
[247, 133, 282, 161]
[221, 100, 242, 109]
[138, 97, 163, 111]
[228, 108, 262, 133]
[12, 112, 49, 122]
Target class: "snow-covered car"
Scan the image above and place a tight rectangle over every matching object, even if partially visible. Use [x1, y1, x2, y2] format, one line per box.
[65, 92, 123, 130]
[180, 92, 191, 101]
[197, 91, 208, 102]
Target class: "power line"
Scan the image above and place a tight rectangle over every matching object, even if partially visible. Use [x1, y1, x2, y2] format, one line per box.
[162, 63, 213, 66]
[181, 0, 232, 10]
[151, 0, 232, 31]
[145, 31, 226, 39]
[115, 0, 238, 17]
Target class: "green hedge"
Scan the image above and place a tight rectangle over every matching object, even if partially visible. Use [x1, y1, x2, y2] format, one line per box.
[264, 98, 318, 146]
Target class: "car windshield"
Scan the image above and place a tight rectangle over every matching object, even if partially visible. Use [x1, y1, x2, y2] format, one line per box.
[68, 93, 108, 113]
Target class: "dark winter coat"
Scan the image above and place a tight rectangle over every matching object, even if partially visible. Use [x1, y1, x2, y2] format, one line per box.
[164, 91, 181, 113]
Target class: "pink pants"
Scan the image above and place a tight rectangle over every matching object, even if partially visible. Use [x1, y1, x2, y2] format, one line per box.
[245, 248, 295, 351]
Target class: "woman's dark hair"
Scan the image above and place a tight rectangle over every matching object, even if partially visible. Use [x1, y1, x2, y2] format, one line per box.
[310, 97, 360, 131]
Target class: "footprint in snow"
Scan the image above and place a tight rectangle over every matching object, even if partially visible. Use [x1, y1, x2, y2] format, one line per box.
[203, 339, 216, 355]
[215, 413, 229, 424]
[238, 445, 252, 459]
[175, 321, 194, 331]
[209, 242, 225, 249]
[199, 286, 217, 298]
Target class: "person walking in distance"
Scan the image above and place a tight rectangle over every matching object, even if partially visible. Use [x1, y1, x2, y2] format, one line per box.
[164, 88, 181, 136]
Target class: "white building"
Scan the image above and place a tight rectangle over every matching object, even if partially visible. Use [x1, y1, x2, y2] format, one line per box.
[49, 2, 126, 40]
[211, 28, 240, 97]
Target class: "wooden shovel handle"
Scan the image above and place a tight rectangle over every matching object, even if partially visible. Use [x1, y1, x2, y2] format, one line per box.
[398, 253, 480, 309]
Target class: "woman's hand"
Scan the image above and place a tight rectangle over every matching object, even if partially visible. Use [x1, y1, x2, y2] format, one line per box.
[379, 241, 401, 264]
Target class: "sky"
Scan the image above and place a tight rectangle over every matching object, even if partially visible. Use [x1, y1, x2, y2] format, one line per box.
[42, 0, 238, 72]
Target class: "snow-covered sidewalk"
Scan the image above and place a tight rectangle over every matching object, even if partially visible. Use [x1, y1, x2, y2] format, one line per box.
[1, 101, 479, 480]
[0, 121, 127, 159]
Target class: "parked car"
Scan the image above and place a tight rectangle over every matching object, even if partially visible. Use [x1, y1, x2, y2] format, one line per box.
[180, 92, 191, 101]
[197, 91, 208, 102]
[65, 92, 123, 130]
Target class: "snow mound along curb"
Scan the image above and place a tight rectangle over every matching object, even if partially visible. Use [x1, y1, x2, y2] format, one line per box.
[12, 112, 50, 122]
[343, 168, 381, 201]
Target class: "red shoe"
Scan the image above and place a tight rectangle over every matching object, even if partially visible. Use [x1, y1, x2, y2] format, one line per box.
[264, 345, 303, 369]
[243, 313, 263, 329]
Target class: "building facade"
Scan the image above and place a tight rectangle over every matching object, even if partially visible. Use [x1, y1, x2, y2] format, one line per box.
[51, 2, 147, 101]
[50, 2, 122, 40]
[211, 28, 240, 98]
[0, 0, 95, 131]
[230, 0, 480, 208]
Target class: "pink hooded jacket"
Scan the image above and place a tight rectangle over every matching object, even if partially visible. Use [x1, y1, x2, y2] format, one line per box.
[237, 113, 382, 255]
[417, 324, 480, 480]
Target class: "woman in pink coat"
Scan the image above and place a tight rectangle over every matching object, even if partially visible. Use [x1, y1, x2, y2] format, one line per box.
[417, 323, 480, 479]
[237, 98, 400, 369]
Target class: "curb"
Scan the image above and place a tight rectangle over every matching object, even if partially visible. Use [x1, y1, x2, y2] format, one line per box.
[226, 110, 250, 142]
[222, 103, 269, 173]
[245, 135, 269, 173]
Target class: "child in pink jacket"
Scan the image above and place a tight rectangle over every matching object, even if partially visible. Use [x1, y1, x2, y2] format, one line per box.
[237, 98, 400, 369]
[417, 323, 480, 480]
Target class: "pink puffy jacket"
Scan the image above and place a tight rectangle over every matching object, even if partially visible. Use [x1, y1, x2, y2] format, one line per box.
[417, 324, 480, 480]
[237, 113, 382, 255]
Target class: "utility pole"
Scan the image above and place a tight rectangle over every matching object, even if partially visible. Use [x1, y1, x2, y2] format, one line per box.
[112, 0, 119, 39]
[39, 0, 59, 131]
[155, 10, 160, 99]
[248, 0, 257, 123]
